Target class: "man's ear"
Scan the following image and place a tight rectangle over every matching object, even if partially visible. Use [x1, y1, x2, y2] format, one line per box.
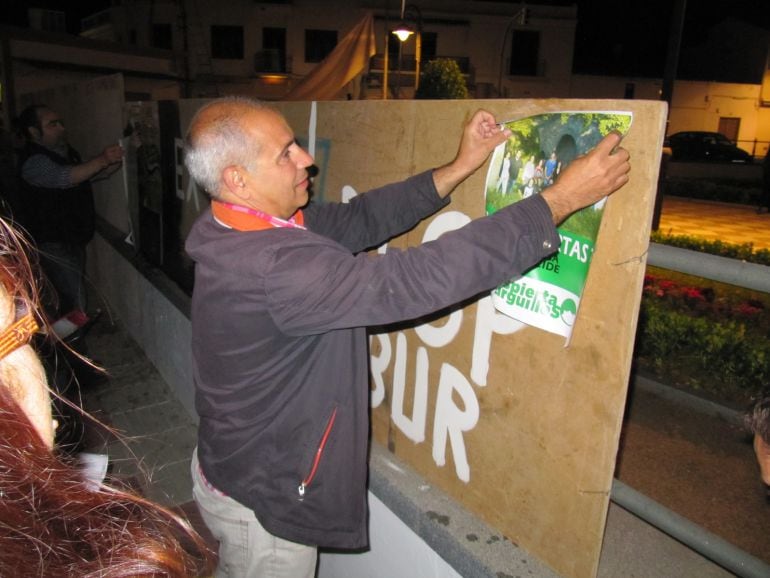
[221, 165, 249, 201]
[27, 127, 41, 141]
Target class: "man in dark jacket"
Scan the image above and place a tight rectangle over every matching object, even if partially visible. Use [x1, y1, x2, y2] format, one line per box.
[17, 104, 123, 318]
[184, 96, 630, 577]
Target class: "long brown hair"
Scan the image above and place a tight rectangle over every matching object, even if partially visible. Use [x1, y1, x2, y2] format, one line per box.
[0, 217, 213, 576]
[0, 385, 213, 577]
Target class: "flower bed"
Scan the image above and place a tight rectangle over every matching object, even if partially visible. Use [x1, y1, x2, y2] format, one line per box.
[651, 230, 770, 266]
[635, 267, 770, 406]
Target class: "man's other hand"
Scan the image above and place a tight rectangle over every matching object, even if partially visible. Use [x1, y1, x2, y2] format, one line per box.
[540, 132, 630, 224]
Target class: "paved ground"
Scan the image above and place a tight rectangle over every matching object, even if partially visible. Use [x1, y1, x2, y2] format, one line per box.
[657, 197, 770, 251]
[70, 195, 770, 576]
[616, 382, 770, 565]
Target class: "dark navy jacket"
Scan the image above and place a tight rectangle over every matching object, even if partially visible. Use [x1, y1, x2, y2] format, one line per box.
[185, 170, 559, 548]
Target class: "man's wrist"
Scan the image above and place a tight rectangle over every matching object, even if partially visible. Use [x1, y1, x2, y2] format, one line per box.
[540, 186, 573, 225]
[432, 158, 474, 199]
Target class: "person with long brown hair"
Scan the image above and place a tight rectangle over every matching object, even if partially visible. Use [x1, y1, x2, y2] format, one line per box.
[0, 217, 213, 577]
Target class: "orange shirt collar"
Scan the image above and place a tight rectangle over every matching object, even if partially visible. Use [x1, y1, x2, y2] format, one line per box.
[211, 200, 305, 232]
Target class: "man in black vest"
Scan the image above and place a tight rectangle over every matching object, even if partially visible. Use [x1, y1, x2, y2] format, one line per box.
[17, 104, 123, 319]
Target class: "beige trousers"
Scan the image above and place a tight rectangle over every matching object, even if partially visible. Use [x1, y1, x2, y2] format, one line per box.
[191, 449, 317, 578]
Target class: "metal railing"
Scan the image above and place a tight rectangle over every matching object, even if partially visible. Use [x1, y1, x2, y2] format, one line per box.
[615, 242, 770, 577]
[736, 139, 769, 159]
[612, 480, 770, 578]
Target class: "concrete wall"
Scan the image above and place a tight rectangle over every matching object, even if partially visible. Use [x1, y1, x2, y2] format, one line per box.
[89, 233, 197, 417]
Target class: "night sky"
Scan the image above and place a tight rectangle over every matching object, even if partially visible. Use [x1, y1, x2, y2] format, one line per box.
[2, 0, 769, 83]
[573, 0, 770, 82]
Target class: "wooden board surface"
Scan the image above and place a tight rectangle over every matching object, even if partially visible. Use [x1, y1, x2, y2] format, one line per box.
[276, 99, 666, 578]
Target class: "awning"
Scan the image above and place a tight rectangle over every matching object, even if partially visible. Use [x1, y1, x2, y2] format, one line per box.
[283, 13, 376, 101]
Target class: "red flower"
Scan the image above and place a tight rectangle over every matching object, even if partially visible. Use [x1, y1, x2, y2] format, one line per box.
[736, 303, 762, 316]
[681, 287, 706, 300]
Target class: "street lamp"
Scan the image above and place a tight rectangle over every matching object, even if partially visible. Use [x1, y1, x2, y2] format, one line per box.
[392, 23, 413, 42]
[392, 1, 423, 95]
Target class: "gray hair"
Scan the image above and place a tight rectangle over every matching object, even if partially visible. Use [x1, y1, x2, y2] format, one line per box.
[184, 96, 267, 198]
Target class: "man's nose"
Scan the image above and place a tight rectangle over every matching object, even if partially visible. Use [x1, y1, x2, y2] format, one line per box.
[296, 147, 314, 169]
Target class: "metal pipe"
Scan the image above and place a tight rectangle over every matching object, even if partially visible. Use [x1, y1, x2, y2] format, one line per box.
[611, 480, 770, 578]
[648, 242, 770, 294]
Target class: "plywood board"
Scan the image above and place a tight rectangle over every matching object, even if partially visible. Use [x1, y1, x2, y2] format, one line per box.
[270, 99, 665, 578]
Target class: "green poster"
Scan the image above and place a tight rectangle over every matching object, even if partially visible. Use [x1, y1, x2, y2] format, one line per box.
[485, 111, 633, 340]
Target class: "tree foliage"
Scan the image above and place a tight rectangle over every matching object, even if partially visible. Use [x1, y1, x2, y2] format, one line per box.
[415, 58, 468, 100]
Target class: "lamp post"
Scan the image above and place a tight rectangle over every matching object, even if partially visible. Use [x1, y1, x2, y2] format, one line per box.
[392, 2, 423, 96]
[497, 6, 529, 97]
[383, 30, 389, 100]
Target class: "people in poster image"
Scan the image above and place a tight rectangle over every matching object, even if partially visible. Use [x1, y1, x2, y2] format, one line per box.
[501, 150, 561, 199]
[544, 151, 559, 186]
[497, 150, 511, 195]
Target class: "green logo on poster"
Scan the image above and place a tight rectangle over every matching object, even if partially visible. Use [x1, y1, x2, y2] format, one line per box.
[559, 298, 577, 327]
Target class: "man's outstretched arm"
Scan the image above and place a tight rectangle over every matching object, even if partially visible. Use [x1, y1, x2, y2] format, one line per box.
[68, 144, 124, 185]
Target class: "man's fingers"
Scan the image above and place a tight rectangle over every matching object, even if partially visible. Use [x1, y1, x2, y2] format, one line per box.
[595, 131, 624, 156]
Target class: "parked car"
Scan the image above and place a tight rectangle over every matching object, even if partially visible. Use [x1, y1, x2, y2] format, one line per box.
[664, 131, 753, 163]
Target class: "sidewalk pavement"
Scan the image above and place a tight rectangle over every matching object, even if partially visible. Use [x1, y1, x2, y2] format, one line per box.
[79, 316, 199, 510]
[658, 197, 770, 251]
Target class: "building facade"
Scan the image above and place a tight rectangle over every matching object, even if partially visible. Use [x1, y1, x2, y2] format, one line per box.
[1, 0, 768, 156]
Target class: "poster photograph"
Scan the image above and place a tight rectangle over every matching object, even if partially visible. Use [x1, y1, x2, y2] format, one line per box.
[485, 111, 633, 341]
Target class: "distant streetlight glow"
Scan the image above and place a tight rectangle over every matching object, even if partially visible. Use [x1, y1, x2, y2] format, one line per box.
[392, 26, 413, 42]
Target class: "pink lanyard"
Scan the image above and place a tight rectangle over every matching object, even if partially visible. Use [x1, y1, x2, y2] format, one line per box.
[218, 202, 306, 230]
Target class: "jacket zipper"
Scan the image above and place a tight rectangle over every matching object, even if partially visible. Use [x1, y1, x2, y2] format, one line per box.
[298, 407, 338, 499]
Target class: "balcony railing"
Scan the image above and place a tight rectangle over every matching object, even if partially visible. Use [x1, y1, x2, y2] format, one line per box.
[369, 53, 471, 75]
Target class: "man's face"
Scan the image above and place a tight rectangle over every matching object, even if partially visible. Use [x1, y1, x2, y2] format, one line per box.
[240, 109, 314, 219]
[34, 108, 67, 150]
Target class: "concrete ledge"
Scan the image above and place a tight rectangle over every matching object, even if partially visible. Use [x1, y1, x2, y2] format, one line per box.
[90, 220, 197, 417]
[368, 443, 558, 578]
[631, 373, 745, 423]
